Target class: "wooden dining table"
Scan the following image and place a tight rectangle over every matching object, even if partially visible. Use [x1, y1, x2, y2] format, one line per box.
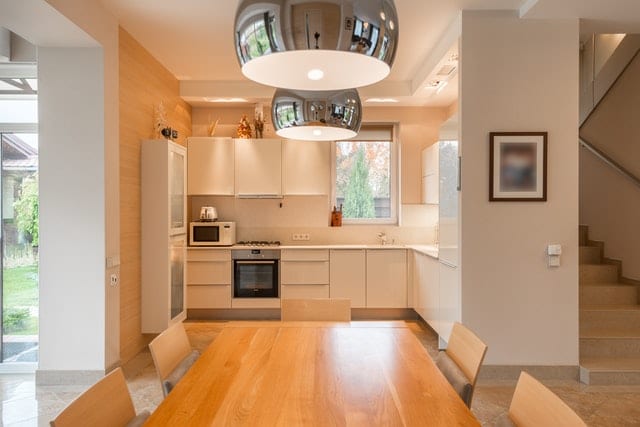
[144, 321, 480, 426]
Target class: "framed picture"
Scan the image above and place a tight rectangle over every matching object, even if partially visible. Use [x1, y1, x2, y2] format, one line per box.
[489, 132, 547, 201]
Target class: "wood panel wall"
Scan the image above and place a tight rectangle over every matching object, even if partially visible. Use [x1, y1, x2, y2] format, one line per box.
[119, 28, 192, 362]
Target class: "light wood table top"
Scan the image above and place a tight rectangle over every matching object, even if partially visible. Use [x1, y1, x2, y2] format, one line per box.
[145, 322, 480, 426]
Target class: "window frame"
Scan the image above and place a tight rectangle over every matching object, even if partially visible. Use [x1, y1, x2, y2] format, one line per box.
[330, 123, 399, 225]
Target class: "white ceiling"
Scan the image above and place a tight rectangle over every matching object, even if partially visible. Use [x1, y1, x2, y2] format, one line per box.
[99, 0, 640, 107]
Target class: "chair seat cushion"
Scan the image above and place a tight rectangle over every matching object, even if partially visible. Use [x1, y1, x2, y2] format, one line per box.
[125, 410, 150, 427]
[162, 349, 200, 395]
[435, 351, 473, 407]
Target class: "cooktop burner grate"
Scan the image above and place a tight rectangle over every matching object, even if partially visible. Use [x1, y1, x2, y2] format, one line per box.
[236, 240, 281, 247]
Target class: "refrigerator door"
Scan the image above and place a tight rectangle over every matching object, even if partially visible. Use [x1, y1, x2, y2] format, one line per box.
[438, 140, 459, 266]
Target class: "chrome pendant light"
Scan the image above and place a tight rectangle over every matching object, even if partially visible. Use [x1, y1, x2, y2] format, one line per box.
[235, 0, 399, 90]
[272, 88, 362, 141]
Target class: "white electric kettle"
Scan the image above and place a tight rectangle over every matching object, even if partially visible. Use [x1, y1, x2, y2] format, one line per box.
[199, 206, 218, 221]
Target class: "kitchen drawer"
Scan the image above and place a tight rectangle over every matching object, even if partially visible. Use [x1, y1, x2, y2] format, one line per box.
[281, 284, 329, 299]
[187, 249, 231, 262]
[281, 249, 329, 262]
[281, 261, 329, 285]
[187, 261, 231, 285]
[187, 285, 231, 309]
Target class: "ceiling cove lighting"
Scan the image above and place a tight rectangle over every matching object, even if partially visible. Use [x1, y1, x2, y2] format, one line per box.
[272, 88, 362, 141]
[235, 0, 399, 90]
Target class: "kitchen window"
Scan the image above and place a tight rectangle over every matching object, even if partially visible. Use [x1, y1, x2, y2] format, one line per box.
[332, 125, 398, 224]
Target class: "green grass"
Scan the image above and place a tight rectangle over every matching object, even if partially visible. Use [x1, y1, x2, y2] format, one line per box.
[3, 264, 38, 335]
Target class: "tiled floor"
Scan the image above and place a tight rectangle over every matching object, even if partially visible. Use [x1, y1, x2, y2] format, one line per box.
[1, 321, 639, 426]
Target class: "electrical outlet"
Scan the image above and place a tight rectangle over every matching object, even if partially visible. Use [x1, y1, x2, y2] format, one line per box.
[292, 233, 310, 241]
[110, 274, 119, 287]
[301, 233, 310, 241]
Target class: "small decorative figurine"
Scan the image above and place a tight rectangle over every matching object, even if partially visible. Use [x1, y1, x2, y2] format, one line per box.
[254, 115, 264, 139]
[237, 114, 252, 139]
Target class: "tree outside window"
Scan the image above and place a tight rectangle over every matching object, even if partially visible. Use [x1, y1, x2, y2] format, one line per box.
[335, 140, 392, 220]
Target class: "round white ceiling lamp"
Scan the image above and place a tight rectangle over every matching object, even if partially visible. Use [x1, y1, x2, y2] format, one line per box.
[235, 0, 399, 91]
[272, 88, 362, 141]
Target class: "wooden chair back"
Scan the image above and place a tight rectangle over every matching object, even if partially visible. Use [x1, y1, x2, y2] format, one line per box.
[149, 321, 192, 381]
[446, 322, 488, 388]
[50, 368, 135, 427]
[509, 371, 587, 426]
[281, 298, 351, 321]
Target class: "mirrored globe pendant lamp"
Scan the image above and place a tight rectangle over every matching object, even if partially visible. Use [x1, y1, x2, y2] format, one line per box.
[235, 0, 399, 90]
[272, 88, 362, 141]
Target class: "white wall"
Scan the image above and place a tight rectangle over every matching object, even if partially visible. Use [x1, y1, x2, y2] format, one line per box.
[38, 47, 106, 371]
[46, 0, 120, 372]
[459, 11, 579, 365]
[2, 0, 121, 376]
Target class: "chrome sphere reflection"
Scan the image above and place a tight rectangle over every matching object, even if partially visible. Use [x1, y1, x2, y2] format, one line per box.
[272, 88, 362, 141]
[235, 0, 399, 90]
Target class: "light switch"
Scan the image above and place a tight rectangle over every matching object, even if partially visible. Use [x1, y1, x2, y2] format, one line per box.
[547, 244, 562, 267]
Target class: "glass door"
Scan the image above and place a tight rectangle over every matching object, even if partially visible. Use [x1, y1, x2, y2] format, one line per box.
[170, 235, 186, 320]
[0, 132, 39, 363]
[168, 143, 186, 236]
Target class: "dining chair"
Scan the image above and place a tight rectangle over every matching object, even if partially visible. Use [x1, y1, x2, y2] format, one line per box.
[149, 321, 200, 397]
[281, 298, 351, 321]
[50, 367, 149, 427]
[495, 371, 587, 426]
[435, 322, 488, 408]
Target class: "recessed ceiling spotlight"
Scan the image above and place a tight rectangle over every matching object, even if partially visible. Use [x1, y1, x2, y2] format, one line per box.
[235, 0, 399, 90]
[272, 88, 362, 141]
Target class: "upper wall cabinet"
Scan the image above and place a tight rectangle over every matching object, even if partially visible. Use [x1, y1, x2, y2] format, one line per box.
[235, 139, 282, 197]
[187, 137, 234, 195]
[282, 139, 330, 195]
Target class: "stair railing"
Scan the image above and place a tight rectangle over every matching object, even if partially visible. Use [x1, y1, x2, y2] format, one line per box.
[579, 137, 640, 189]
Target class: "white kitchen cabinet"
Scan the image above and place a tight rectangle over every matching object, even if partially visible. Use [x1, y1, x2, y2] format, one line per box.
[439, 260, 460, 343]
[186, 249, 231, 309]
[141, 139, 187, 333]
[281, 249, 329, 299]
[282, 139, 330, 195]
[234, 138, 282, 197]
[366, 249, 408, 308]
[413, 251, 440, 333]
[329, 250, 366, 308]
[187, 137, 234, 195]
[421, 143, 439, 204]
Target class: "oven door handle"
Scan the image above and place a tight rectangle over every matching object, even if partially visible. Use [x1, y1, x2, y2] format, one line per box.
[235, 260, 277, 265]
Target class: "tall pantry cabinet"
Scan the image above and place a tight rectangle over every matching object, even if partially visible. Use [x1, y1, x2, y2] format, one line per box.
[141, 139, 187, 333]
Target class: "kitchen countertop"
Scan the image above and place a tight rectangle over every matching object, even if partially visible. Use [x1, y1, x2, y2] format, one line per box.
[188, 244, 438, 258]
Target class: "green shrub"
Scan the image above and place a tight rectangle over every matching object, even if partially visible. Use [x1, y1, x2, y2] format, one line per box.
[3, 307, 30, 333]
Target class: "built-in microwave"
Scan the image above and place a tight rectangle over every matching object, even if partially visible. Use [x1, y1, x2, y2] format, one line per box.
[189, 221, 236, 246]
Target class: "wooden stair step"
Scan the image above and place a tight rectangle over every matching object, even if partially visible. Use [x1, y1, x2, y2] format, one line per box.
[580, 357, 640, 385]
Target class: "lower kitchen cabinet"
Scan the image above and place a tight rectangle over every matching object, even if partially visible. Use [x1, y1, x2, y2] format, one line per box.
[413, 251, 440, 332]
[187, 285, 231, 309]
[329, 250, 366, 308]
[281, 249, 330, 299]
[186, 249, 232, 309]
[366, 250, 408, 308]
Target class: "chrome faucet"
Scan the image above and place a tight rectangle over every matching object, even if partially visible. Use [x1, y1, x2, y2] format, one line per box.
[377, 231, 388, 245]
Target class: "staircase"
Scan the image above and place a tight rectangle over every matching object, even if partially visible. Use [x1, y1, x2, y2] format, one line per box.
[579, 225, 640, 385]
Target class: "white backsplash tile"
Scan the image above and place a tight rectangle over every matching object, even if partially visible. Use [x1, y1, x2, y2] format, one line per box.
[189, 195, 437, 245]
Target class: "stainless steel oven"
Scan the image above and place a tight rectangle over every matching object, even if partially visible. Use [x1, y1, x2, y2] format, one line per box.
[232, 249, 280, 298]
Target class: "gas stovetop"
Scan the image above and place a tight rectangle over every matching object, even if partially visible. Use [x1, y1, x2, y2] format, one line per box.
[235, 240, 281, 247]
